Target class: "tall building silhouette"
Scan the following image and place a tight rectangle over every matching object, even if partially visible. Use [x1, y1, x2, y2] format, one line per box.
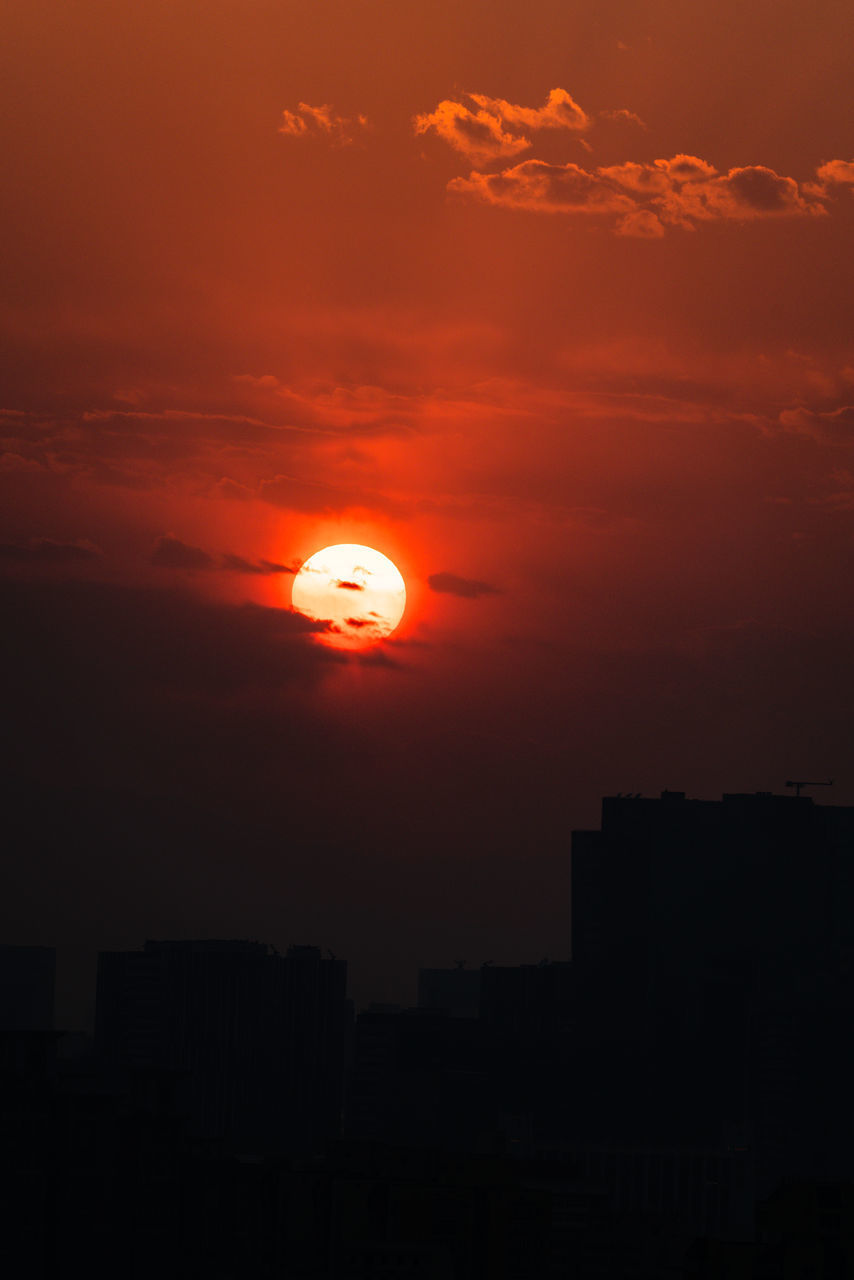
[95, 939, 349, 1155]
[572, 790, 854, 973]
[571, 790, 854, 1187]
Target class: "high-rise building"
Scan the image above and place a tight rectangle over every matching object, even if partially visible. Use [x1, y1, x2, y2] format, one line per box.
[95, 939, 349, 1155]
[572, 789, 854, 974]
[570, 790, 854, 1183]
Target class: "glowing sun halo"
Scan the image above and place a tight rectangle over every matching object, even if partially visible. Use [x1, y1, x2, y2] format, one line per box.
[291, 544, 406, 649]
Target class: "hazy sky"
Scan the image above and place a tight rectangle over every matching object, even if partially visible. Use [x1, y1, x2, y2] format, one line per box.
[3, 0, 854, 1017]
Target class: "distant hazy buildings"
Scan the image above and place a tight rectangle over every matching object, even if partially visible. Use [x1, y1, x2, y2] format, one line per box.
[417, 965, 481, 1018]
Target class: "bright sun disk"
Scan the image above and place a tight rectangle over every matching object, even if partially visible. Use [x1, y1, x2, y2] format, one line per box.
[290, 543, 406, 649]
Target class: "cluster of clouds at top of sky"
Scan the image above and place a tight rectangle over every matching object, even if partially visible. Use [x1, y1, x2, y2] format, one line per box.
[278, 102, 369, 146]
[281, 87, 854, 239]
[413, 89, 594, 165]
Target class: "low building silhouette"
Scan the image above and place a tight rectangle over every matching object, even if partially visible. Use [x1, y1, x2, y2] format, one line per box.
[417, 966, 481, 1019]
[0, 945, 55, 1031]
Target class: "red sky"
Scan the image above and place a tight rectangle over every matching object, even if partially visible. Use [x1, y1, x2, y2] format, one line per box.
[3, 0, 854, 1016]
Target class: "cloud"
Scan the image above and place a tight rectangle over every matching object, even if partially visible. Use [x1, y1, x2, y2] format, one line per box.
[278, 102, 367, 146]
[214, 477, 255, 501]
[778, 404, 854, 444]
[334, 579, 365, 591]
[468, 88, 590, 134]
[664, 164, 816, 222]
[150, 534, 214, 571]
[449, 161, 636, 214]
[0, 537, 102, 563]
[414, 88, 590, 164]
[816, 159, 854, 188]
[414, 99, 530, 165]
[258, 471, 406, 519]
[152, 539, 295, 575]
[601, 108, 647, 129]
[450, 153, 826, 234]
[221, 553, 295, 575]
[0, 452, 44, 474]
[427, 571, 502, 599]
[616, 210, 666, 239]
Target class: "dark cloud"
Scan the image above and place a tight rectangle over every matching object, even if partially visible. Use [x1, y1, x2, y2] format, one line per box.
[150, 534, 214, 571]
[221, 553, 295, 575]
[260, 559, 295, 575]
[335, 579, 365, 591]
[428, 571, 502, 599]
[152, 539, 296, 575]
[0, 537, 102, 564]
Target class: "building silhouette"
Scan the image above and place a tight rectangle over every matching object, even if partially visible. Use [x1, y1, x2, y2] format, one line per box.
[0, 945, 54, 1031]
[417, 965, 481, 1019]
[95, 939, 349, 1155]
[571, 790, 854, 1189]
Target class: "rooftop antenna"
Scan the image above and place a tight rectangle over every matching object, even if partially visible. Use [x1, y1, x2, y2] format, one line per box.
[786, 778, 834, 798]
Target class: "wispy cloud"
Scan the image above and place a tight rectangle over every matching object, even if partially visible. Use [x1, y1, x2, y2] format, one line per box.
[150, 534, 214, 571]
[278, 102, 368, 146]
[152, 536, 294, 574]
[777, 404, 854, 444]
[428, 571, 502, 599]
[0, 537, 102, 564]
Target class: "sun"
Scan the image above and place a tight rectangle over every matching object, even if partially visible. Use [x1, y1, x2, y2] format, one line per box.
[291, 544, 406, 649]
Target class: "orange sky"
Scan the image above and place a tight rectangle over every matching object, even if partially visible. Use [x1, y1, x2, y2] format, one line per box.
[3, 0, 854, 1011]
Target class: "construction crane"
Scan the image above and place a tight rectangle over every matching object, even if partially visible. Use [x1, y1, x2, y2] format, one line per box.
[785, 778, 834, 798]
